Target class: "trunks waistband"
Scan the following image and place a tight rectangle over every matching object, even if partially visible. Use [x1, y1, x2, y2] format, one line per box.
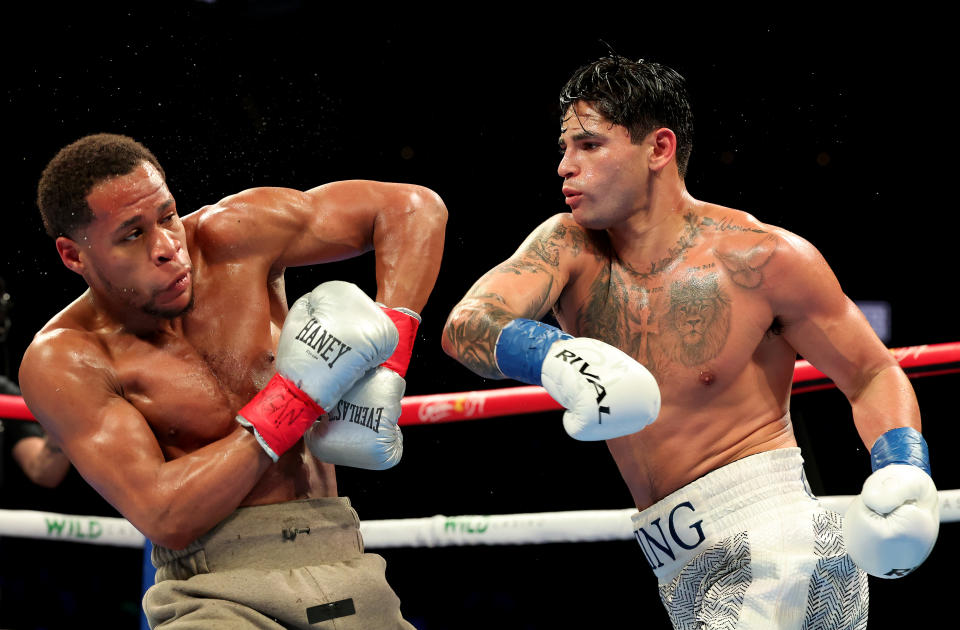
[151, 497, 363, 582]
[630, 447, 815, 581]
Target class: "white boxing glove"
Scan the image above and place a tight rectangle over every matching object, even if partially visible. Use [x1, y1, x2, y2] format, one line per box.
[843, 427, 939, 578]
[495, 319, 660, 440]
[237, 281, 398, 461]
[306, 306, 420, 470]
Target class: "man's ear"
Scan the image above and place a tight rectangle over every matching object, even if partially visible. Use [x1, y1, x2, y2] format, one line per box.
[649, 128, 677, 173]
[55, 236, 84, 275]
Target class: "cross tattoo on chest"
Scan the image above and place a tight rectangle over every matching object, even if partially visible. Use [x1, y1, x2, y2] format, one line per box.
[631, 286, 659, 361]
[638, 303, 659, 360]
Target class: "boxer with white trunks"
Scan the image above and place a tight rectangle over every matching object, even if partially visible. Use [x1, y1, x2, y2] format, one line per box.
[19, 133, 447, 628]
[442, 55, 937, 628]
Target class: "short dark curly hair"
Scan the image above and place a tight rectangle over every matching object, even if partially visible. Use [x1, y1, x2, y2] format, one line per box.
[37, 133, 165, 239]
[560, 55, 694, 178]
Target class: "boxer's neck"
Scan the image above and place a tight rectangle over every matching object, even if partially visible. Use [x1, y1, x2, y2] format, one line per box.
[606, 186, 700, 269]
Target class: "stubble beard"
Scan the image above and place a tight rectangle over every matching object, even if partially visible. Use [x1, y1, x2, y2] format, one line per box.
[100, 271, 196, 321]
[143, 288, 196, 319]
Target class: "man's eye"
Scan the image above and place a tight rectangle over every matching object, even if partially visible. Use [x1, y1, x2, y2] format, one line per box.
[161, 213, 176, 224]
[124, 229, 142, 241]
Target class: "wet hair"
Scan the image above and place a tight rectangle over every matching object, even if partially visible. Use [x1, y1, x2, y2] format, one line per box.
[560, 55, 694, 178]
[36, 133, 165, 239]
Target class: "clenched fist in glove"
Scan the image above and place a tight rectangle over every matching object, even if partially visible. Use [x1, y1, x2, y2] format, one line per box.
[494, 318, 660, 440]
[236, 281, 398, 461]
[305, 306, 420, 470]
[843, 427, 939, 578]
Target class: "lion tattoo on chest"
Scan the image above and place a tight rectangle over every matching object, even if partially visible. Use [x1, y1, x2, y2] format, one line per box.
[656, 273, 730, 366]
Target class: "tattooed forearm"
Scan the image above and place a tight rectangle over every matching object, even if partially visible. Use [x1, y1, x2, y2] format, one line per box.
[445, 296, 518, 379]
[445, 272, 557, 379]
[528, 274, 555, 320]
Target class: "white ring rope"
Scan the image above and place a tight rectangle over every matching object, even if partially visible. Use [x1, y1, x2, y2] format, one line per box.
[2, 490, 957, 550]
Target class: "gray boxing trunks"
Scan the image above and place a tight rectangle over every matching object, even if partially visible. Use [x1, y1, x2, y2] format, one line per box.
[143, 497, 414, 629]
[631, 448, 868, 629]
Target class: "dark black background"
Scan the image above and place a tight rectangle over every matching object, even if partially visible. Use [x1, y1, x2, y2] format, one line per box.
[0, 3, 955, 628]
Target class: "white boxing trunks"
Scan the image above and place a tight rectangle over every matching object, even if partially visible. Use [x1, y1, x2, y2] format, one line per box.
[631, 448, 868, 630]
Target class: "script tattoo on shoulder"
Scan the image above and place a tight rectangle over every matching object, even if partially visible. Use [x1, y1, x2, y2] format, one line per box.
[701, 216, 767, 234]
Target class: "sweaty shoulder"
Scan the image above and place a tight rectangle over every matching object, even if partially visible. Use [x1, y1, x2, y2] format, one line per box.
[518, 213, 610, 274]
[25, 296, 113, 371]
[701, 205, 815, 292]
[185, 187, 309, 265]
[20, 318, 119, 427]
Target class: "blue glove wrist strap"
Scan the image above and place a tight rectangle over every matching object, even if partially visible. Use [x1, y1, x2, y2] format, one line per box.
[494, 319, 573, 385]
[870, 427, 931, 476]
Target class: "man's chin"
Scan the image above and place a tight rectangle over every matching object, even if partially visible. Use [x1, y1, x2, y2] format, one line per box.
[570, 208, 609, 231]
[145, 290, 195, 319]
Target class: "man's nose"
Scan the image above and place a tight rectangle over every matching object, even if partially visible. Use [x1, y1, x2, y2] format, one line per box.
[151, 229, 181, 264]
[558, 150, 578, 178]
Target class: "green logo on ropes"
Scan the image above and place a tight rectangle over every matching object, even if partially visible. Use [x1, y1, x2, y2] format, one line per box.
[44, 518, 103, 540]
[443, 516, 489, 534]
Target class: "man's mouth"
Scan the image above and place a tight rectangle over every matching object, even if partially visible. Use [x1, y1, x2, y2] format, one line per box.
[563, 187, 583, 208]
[157, 271, 191, 301]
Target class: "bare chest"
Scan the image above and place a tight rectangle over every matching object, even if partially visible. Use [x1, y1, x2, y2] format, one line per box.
[558, 249, 777, 392]
[109, 275, 282, 455]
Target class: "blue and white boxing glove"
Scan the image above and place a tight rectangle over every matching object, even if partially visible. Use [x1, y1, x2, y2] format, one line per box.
[843, 427, 939, 578]
[495, 319, 660, 440]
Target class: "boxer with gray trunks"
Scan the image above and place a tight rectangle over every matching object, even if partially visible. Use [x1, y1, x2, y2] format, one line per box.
[442, 55, 938, 628]
[19, 133, 447, 628]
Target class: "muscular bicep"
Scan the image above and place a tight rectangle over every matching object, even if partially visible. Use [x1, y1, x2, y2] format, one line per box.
[771, 233, 896, 397]
[196, 182, 382, 269]
[19, 337, 166, 523]
[20, 333, 272, 548]
[199, 181, 445, 295]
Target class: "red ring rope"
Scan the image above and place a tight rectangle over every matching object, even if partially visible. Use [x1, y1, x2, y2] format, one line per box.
[2, 342, 958, 426]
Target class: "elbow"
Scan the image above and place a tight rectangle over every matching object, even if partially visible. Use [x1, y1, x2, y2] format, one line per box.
[144, 519, 205, 550]
[30, 470, 67, 489]
[440, 308, 465, 360]
[440, 326, 456, 360]
[441, 307, 507, 381]
[403, 185, 448, 233]
[845, 360, 906, 405]
[132, 500, 208, 550]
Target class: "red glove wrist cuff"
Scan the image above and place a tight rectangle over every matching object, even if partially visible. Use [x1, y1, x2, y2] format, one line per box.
[237, 373, 326, 460]
[381, 307, 419, 378]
